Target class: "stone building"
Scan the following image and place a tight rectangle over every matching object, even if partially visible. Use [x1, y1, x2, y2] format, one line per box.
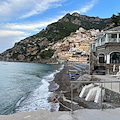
[91, 27, 120, 74]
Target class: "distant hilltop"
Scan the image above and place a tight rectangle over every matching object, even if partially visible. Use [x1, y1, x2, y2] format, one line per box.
[0, 12, 112, 63]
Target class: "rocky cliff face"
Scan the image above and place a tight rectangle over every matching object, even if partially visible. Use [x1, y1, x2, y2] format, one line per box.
[0, 12, 112, 62]
[58, 12, 111, 30]
[0, 36, 49, 62]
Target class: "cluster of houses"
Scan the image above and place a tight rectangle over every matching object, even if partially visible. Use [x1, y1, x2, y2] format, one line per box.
[50, 27, 99, 63]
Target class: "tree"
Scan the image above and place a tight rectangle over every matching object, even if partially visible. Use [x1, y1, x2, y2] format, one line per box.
[111, 13, 120, 26]
[40, 49, 54, 59]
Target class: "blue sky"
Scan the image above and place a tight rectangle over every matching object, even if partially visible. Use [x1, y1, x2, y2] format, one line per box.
[0, 0, 120, 53]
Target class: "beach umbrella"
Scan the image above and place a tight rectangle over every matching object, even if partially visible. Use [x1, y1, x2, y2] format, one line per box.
[70, 77, 75, 80]
[67, 73, 70, 75]
[75, 73, 79, 75]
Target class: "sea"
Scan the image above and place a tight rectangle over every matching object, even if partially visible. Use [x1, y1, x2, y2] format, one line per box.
[0, 61, 63, 115]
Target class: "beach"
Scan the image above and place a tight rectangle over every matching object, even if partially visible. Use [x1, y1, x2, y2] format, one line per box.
[49, 64, 97, 111]
[49, 64, 120, 111]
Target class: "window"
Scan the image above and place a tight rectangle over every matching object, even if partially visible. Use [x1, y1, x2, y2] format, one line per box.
[97, 39, 101, 46]
[108, 34, 111, 38]
[99, 54, 105, 63]
[110, 52, 120, 64]
[111, 34, 117, 38]
[101, 37, 105, 45]
[93, 44, 95, 51]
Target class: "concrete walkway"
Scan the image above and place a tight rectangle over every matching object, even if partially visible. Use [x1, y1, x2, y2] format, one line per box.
[93, 74, 120, 93]
[1, 108, 120, 120]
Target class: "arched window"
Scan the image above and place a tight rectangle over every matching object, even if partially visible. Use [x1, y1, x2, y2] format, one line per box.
[110, 52, 120, 64]
[99, 53, 105, 63]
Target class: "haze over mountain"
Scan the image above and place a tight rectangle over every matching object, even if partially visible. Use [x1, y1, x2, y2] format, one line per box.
[0, 12, 112, 62]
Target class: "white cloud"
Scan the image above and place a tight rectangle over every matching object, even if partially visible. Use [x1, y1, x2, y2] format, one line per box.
[20, 1, 62, 19]
[62, 0, 99, 15]
[0, 30, 28, 53]
[79, 0, 98, 14]
[0, 15, 63, 53]
[2, 21, 57, 32]
[0, 13, 62, 36]
[0, 30, 28, 46]
[0, 0, 63, 21]
[0, 30, 27, 37]
[0, 13, 63, 32]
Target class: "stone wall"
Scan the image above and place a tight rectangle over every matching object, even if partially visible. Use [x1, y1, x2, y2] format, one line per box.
[96, 43, 120, 56]
[96, 45, 106, 56]
[105, 43, 120, 54]
[104, 88, 120, 106]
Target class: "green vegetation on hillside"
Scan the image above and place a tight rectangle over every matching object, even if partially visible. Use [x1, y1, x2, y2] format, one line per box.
[36, 21, 80, 42]
[111, 13, 120, 26]
[40, 49, 54, 59]
[11, 52, 19, 59]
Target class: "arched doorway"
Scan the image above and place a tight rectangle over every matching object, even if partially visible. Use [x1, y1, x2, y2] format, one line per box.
[99, 53, 105, 63]
[110, 52, 120, 64]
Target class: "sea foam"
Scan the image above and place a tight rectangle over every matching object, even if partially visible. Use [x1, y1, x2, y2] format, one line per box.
[15, 65, 64, 113]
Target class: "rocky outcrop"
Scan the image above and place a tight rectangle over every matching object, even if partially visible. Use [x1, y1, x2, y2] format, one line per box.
[58, 12, 111, 30]
[0, 36, 49, 62]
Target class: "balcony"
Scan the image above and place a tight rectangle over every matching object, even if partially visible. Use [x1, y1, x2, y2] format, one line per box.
[108, 38, 117, 42]
[107, 38, 120, 43]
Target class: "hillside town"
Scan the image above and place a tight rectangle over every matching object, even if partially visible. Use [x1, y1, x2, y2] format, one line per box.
[46, 27, 99, 63]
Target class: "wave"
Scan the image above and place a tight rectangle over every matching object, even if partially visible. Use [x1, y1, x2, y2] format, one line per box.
[14, 64, 64, 113]
[44, 64, 64, 82]
[1, 92, 30, 115]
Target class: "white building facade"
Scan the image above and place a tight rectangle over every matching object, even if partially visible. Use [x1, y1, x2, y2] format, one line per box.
[91, 27, 120, 74]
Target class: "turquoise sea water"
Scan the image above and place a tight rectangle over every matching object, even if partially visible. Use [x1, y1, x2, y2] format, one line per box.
[0, 62, 62, 115]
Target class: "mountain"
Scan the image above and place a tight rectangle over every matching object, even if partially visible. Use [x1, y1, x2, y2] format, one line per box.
[0, 12, 112, 63]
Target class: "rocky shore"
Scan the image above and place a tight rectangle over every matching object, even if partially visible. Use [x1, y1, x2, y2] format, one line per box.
[48, 64, 98, 111]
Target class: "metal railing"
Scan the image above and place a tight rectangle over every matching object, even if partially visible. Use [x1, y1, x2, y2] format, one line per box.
[70, 80, 120, 114]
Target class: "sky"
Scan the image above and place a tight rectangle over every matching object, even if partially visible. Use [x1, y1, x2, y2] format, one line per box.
[0, 0, 120, 53]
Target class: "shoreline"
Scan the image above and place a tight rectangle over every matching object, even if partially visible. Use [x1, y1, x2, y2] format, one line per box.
[48, 64, 71, 111]
[48, 64, 70, 111]
[49, 64, 84, 111]
[49, 64, 71, 94]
